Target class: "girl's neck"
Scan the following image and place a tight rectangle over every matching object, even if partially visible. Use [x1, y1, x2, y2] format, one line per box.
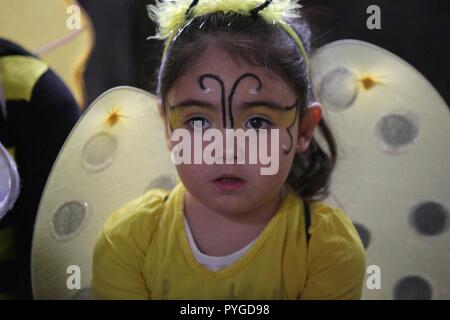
[183, 187, 286, 256]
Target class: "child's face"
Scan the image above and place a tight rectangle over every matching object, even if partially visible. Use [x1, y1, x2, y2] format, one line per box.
[161, 44, 321, 216]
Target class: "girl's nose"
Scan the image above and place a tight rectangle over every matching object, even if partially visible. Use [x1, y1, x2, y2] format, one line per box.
[213, 129, 246, 164]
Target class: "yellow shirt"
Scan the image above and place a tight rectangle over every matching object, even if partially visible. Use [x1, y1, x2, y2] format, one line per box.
[92, 183, 366, 300]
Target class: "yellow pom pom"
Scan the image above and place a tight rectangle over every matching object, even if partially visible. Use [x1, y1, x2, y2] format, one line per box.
[147, 0, 303, 41]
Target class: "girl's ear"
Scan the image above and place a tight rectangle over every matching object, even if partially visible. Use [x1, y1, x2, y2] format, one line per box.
[156, 99, 172, 151]
[295, 102, 322, 153]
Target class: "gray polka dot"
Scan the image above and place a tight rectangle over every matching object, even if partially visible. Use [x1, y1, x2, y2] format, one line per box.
[394, 276, 432, 300]
[375, 112, 418, 153]
[82, 133, 117, 171]
[318, 67, 358, 110]
[353, 222, 371, 249]
[410, 201, 449, 236]
[52, 201, 88, 240]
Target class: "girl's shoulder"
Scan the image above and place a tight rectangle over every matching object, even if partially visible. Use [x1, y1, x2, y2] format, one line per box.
[297, 201, 367, 299]
[306, 200, 366, 269]
[309, 202, 356, 233]
[308, 201, 363, 246]
[285, 191, 360, 244]
[101, 188, 172, 248]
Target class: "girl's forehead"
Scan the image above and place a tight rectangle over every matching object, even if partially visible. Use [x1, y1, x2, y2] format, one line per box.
[167, 46, 297, 105]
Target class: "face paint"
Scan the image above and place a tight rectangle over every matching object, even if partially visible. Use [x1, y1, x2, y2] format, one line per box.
[199, 74, 226, 127]
[226, 73, 299, 154]
[283, 100, 300, 154]
[166, 74, 228, 130]
[233, 101, 298, 130]
[228, 73, 262, 128]
[167, 72, 300, 154]
[167, 103, 219, 130]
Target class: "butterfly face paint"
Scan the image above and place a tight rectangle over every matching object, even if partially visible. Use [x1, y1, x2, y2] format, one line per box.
[166, 74, 227, 130]
[228, 73, 299, 153]
[167, 103, 219, 130]
[233, 101, 298, 129]
[167, 100, 298, 129]
[233, 100, 299, 153]
[166, 72, 300, 153]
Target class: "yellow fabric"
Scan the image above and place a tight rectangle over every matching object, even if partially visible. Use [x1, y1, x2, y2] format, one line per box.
[0, 56, 48, 101]
[92, 183, 366, 300]
[147, 0, 308, 64]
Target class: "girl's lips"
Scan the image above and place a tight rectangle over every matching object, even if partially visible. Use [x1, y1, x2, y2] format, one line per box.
[212, 176, 246, 192]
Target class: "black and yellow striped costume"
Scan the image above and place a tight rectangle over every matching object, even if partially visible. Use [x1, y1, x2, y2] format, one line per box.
[0, 39, 80, 299]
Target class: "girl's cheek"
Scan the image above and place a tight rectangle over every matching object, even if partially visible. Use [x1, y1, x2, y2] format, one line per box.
[249, 130, 294, 177]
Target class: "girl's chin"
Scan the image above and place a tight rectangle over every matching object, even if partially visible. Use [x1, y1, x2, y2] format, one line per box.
[202, 197, 255, 216]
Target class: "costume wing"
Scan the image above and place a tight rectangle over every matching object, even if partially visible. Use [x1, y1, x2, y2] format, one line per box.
[31, 40, 450, 300]
[0, 0, 94, 107]
[0, 142, 20, 220]
[310, 40, 450, 299]
[31, 87, 177, 299]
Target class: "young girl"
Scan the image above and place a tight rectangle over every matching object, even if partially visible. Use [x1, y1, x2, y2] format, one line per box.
[92, 0, 366, 300]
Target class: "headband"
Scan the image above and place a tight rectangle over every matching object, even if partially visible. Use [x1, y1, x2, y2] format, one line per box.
[147, 0, 309, 68]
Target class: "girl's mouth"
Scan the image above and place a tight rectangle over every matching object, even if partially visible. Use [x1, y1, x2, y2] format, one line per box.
[212, 175, 246, 192]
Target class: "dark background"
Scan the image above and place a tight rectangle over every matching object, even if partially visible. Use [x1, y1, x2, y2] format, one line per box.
[78, 0, 449, 107]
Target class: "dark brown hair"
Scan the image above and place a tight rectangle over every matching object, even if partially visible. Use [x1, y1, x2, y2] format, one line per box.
[155, 11, 336, 201]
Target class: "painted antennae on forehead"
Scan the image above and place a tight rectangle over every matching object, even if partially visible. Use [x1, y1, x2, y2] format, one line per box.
[198, 74, 227, 127]
[228, 73, 262, 128]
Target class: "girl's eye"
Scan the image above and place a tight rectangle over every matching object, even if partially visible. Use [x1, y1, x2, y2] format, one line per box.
[245, 117, 272, 130]
[187, 117, 211, 129]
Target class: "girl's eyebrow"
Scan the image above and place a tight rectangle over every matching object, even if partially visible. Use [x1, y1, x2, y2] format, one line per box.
[171, 99, 215, 109]
[171, 99, 296, 111]
[241, 100, 287, 110]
